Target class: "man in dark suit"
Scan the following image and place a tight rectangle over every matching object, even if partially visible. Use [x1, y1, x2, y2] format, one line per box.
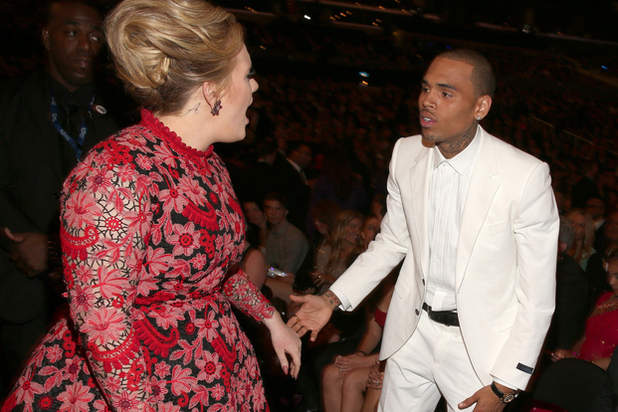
[273, 141, 312, 232]
[546, 218, 589, 357]
[0, 0, 124, 392]
[586, 210, 618, 309]
[246, 139, 279, 204]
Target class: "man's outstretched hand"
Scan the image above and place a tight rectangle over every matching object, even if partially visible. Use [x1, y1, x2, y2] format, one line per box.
[287, 290, 340, 341]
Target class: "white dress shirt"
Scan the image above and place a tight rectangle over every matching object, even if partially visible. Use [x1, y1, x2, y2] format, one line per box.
[425, 127, 481, 311]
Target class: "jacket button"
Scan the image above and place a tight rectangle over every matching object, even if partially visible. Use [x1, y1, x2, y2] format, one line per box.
[415, 309, 420, 316]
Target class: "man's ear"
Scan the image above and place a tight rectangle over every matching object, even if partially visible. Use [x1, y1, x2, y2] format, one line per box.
[42, 28, 51, 51]
[474, 95, 492, 122]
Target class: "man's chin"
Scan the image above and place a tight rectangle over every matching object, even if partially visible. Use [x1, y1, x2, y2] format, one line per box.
[420, 131, 439, 143]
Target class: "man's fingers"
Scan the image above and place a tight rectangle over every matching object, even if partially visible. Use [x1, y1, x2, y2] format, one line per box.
[288, 294, 308, 304]
[4, 228, 22, 242]
[458, 393, 477, 410]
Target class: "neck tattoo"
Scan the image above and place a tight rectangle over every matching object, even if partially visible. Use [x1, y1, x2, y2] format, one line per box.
[185, 102, 200, 115]
[439, 123, 476, 158]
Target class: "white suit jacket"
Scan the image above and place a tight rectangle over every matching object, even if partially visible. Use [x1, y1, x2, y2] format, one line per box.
[331, 126, 559, 389]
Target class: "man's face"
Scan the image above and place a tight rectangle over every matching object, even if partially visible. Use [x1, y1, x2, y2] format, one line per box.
[43, 1, 103, 91]
[418, 57, 487, 151]
[585, 198, 605, 220]
[606, 213, 618, 244]
[293, 145, 313, 169]
[264, 200, 287, 226]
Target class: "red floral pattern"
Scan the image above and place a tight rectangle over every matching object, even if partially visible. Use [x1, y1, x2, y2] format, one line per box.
[2, 109, 274, 412]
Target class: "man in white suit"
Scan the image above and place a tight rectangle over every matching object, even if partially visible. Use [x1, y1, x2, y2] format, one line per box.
[289, 49, 559, 412]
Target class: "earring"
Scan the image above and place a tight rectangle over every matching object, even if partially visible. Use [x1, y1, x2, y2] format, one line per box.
[211, 100, 222, 116]
[476, 116, 482, 121]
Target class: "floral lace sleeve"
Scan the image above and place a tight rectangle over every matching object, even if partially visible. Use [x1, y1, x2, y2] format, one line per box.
[222, 268, 275, 323]
[60, 148, 155, 411]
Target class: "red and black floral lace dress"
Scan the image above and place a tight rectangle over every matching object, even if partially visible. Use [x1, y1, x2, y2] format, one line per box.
[2, 109, 274, 412]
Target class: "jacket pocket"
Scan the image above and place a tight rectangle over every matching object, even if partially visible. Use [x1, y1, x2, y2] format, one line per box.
[394, 280, 410, 299]
[494, 307, 517, 331]
[479, 220, 510, 236]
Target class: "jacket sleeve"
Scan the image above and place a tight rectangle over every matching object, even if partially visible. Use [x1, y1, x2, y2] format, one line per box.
[61, 147, 155, 411]
[491, 161, 559, 388]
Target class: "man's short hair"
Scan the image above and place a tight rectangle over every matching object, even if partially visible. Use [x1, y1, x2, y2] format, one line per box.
[288, 141, 311, 156]
[42, 0, 103, 25]
[264, 192, 288, 210]
[436, 49, 495, 98]
[607, 250, 618, 266]
[256, 139, 278, 159]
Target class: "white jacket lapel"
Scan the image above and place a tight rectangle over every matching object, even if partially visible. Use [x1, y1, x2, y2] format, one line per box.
[456, 131, 500, 291]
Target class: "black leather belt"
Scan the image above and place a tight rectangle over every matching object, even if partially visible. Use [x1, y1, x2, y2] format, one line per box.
[422, 303, 459, 327]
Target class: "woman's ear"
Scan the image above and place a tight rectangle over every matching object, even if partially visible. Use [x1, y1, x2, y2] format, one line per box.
[201, 82, 217, 109]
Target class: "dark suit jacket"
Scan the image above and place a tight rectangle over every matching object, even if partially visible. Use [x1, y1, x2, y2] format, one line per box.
[246, 161, 277, 204]
[0, 70, 121, 324]
[546, 253, 589, 350]
[590, 345, 618, 412]
[273, 157, 310, 232]
[587, 248, 614, 311]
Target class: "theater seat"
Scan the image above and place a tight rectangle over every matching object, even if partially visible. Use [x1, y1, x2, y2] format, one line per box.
[530, 358, 605, 412]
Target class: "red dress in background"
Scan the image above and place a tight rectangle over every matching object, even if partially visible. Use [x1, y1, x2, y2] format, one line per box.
[579, 291, 618, 362]
[2, 109, 273, 412]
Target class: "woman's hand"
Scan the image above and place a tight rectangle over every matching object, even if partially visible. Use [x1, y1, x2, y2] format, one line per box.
[264, 311, 302, 379]
[310, 271, 334, 288]
[334, 352, 376, 375]
[366, 359, 384, 389]
[551, 348, 577, 361]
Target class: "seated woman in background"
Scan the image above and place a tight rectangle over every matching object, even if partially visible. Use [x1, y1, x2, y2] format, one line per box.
[243, 199, 268, 252]
[360, 214, 380, 249]
[566, 208, 596, 271]
[311, 210, 365, 293]
[293, 199, 342, 293]
[289, 212, 375, 411]
[321, 275, 395, 412]
[554, 250, 618, 370]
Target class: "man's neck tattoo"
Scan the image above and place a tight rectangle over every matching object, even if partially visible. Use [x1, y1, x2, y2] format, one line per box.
[439, 124, 476, 159]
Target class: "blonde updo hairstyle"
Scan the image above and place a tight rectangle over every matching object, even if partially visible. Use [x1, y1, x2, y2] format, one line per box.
[104, 0, 244, 114]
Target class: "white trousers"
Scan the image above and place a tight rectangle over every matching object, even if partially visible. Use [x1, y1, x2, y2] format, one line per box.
[378, 313, 484, 412]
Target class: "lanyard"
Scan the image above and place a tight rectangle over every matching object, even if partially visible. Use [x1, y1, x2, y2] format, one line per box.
[50, 93, 95, 160]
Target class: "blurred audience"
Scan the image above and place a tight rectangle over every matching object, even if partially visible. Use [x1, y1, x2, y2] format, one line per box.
[553, 251, 618, 370]
[321, 276, 395, 412]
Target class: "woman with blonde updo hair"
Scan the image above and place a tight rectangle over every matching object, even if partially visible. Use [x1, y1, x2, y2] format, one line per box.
[2, 1, 300, 411]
